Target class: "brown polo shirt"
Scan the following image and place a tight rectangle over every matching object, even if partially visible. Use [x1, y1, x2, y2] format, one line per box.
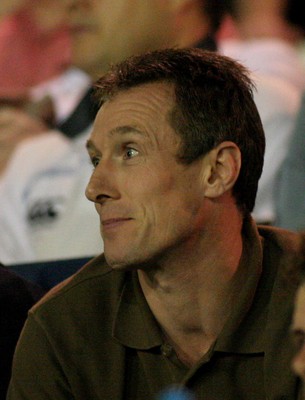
[7, 217, 301, 399]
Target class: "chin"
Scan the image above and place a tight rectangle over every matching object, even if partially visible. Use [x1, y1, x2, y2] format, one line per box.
[105, 248, 164, 274]
[104, 251, 137, 271]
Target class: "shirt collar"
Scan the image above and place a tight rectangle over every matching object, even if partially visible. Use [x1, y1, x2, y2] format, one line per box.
[113, 216, 266, 354]
[113, 270, 162, 349]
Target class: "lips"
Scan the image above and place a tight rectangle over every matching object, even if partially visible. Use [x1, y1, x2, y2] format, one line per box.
[102, 218, 132, 228]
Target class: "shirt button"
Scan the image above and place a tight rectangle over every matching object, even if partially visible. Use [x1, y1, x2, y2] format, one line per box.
[161, 343, 173, 357]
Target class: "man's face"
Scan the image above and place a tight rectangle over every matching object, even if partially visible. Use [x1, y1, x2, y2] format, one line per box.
[292, 283, 305, 398]
[86, 82, 210, 269]
[68, 0, 177, 78]
[30, 0, 73, 32]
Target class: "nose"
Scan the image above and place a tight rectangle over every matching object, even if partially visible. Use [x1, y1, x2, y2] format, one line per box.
[85, 163, 119, 204]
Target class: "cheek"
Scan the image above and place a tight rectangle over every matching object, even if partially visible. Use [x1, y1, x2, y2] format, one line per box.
[146, 186, 203, 235]
[124, 162, 203, 221]
[128, 172, 180, 226]
[127, 165, 175, 196]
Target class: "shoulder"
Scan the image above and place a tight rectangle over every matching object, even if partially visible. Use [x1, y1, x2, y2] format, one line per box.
[258, 226, 302, 399]
[258, 225, 304, 254]
[30, 255, 126, 320]
[259, 225, 305, 288]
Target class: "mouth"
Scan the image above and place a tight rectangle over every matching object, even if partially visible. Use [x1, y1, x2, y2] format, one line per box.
[102, 218, 133, 230]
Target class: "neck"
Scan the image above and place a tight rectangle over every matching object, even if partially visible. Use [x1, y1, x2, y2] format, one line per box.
[138, 210, 245, 366]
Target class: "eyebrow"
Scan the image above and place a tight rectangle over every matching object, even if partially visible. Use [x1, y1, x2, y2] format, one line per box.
[86, 139, 97, 152]
[86, 125, 146, 152]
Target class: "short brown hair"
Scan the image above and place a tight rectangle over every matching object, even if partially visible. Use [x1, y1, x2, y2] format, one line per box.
[95, 48, 265, 213]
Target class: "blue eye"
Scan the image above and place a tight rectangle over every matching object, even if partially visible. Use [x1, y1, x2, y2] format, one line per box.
[124, 147, 139, 159]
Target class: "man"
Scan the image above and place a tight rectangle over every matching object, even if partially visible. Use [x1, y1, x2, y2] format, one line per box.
[0, 0, 299, 264]
[217, 0, 305, 225]
[0, 0, 224, 264]
[0, 265, 45, 400]
[0, 0, 72, 98]
[7, 48, 304, 399]
[276, 92, 305, 231]
[218, 0, 305, 89]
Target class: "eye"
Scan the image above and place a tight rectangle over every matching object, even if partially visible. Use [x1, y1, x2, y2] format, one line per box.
[90, 156, 100, 168]
[123, 147, 139, 160]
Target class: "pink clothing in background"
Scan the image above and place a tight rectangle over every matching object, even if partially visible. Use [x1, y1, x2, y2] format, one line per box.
[0, 8, 71, 98]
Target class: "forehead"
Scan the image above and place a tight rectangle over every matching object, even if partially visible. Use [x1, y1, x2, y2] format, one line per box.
[92, 82, 177, 135]
[102, 81, 175, 114]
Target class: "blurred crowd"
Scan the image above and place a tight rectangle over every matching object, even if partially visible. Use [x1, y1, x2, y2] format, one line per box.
[0, 0, 71, 97]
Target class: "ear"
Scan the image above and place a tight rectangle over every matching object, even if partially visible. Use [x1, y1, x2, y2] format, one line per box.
[202, 141, 241, 199]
